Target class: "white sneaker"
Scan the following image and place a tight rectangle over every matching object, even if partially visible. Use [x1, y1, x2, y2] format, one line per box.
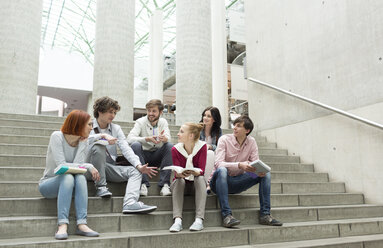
[169, 222, 183, 232]
[140, 184, 148, 196]
[189, 220, 204, 231]
[160, 183, 171, 196]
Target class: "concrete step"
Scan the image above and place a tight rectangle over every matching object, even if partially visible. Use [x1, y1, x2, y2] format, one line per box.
[0, 187, 364, 210]
[0, 134, 274, 148]
[0, 177, 345, 197]
[0, 154, 301, 166]
[0, 113, 66, 122]
[0, 163, 313, 177]
[0, 170, 329, 191]
[1, 217, 383, 246]
[0, 143, 286, 156]
[0, 182, 373, 218]
[228, 233, 383, 248]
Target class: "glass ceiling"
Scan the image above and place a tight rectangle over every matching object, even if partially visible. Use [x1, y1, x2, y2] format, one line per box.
[41, 0, 243, 65]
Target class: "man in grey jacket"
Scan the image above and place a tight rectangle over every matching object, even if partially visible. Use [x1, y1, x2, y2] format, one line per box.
[128, 99, 173, 196]
[87, 96, 158, 214]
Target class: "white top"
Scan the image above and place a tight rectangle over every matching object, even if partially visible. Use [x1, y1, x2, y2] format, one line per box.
[127, 115, 171, 151]
[40, 131, 94, 183]
[205, 135, 213, 145]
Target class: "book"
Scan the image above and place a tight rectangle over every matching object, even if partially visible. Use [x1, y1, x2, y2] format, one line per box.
[54, 166, 87, 175]
[162, 165, 202, 174]
[250, 160, 271, 174]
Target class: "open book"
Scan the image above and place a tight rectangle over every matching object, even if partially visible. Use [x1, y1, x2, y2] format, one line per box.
[162, 165, 202, 174]
[250, 160, 271, 174]
[54, 166, 87, 175]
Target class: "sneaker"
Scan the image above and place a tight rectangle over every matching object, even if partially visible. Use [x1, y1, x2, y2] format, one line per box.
[169, 222, 183, 232]
[259, 215, 283, 226]
[140, 184, 148, 196]
[122, 201, 157, 214]
[160, 183, 171, 196]
[189, 221, 204, 231]
[96, 187, 112, 198]
[222, 215, 241, 228]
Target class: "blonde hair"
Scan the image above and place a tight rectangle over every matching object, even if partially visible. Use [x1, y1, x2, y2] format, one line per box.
[184, 122, 204, 141]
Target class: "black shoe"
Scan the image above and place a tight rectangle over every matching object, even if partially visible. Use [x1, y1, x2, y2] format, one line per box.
[222, 214, 241, 228]
[259, 215, 283, 226]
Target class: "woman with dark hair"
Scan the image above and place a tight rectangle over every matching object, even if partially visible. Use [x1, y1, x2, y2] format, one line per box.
[38, 110, 100, 240]
[199, 106, 222, 151]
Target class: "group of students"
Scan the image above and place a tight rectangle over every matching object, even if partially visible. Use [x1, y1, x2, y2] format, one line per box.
[38, 96, 282, 240]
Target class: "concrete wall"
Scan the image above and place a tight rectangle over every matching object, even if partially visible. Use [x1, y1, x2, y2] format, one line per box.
[244, 0, 383, 203]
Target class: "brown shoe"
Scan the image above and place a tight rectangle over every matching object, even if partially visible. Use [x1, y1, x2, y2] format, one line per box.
[259, 215, 283, 226]
[222, 215, 241, 228]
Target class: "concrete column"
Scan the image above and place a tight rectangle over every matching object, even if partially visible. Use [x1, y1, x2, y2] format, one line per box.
[0, 0, 42, 114]
[148, 9, 164, 101]
[211, 0, 229, 128]
[93, 0, 135, 121]
[176, 0, 212, 125]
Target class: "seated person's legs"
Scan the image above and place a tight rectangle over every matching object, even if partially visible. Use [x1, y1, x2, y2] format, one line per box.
[189, 176, 206, 231]
[169, 178, 186, 232]
[210, 167, 240, 227]
[87, 144, 112, 197]
[257, 173, 282, 226]
[131, 142, 149, 196]
[104, 164, 157, 214]
[143, 143, 173, 196]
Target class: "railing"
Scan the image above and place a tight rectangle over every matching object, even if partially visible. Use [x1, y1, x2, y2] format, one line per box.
[230, 101, 248, 110]
[247, 77, 383, 130]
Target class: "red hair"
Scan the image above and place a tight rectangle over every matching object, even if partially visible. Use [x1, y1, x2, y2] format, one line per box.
[61, 110, 91, 136]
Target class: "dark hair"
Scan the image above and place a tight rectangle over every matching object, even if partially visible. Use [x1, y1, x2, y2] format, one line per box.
[146, 99, 164, 112]
[93, 96, 121, 118]
[233, 115, 254, 136]
[184, 122, 204, 142]
[61, 110, 91, 136]
[200, 106, 222, 143]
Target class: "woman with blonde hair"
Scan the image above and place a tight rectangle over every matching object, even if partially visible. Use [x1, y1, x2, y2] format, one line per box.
[38, 110, 100, 240]
[169, 122, 207, 232]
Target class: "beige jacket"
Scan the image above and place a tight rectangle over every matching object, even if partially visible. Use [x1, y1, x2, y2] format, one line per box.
[127, 116, 171, 151]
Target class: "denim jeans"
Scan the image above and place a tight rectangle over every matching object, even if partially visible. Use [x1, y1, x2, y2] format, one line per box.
[130, 141, 172, 187]
[209, 167, 271, 217]
[39, 174, 88, 225]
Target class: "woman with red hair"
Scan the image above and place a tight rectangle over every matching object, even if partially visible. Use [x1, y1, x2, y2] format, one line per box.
[38, 110, 100, 240]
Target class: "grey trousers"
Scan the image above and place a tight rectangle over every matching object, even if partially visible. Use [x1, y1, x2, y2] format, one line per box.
[170, 176, 207, 219]
[86, 144, 141, 206]
[131, 142, 173, 187]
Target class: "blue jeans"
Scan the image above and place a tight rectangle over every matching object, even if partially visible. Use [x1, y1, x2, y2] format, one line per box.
[209, 167, 271, 217]
[131, 142, 172, 187]
[39, 174, 88, 225]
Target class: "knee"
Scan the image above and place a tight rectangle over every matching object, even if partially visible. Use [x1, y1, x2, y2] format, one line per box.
[163, 142, 173, 151]
[131, 142, 142, 152]
[130, 167, 142, 180]
[91, 144, 106, 155]
[60, 174, 75, 188]
[173, 178, 185, 188]
[216, 167, 228, 177]
[75, 174, 87, 185]
[263, 172, 271, 182]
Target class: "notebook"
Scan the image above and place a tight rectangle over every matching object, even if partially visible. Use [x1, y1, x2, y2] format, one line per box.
[54, 166, 87, 175]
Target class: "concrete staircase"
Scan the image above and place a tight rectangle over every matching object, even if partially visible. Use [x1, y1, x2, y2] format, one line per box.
[0, 112, 383, 248]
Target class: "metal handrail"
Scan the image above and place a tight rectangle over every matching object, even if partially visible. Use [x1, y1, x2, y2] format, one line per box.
[247, 77, 383, 130]
[230, 101, 248, 110]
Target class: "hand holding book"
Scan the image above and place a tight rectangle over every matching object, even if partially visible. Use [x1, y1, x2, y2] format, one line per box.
[163, 165, 202, 177]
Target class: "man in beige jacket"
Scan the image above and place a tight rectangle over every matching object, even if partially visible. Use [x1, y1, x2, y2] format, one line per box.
[128, 99, 173, 196]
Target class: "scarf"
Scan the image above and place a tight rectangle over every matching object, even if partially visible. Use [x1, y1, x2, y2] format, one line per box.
[174, 140, 206, 181]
